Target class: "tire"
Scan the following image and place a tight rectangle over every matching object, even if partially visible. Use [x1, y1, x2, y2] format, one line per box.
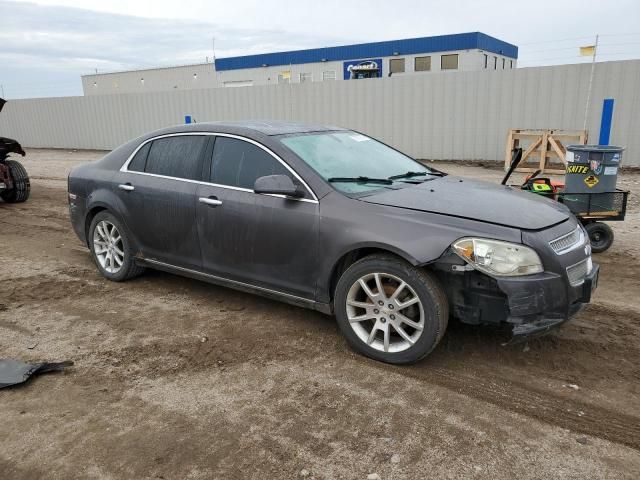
[334, 254, 449, 364]
[0, 160, 30, 203]
[88, 211, 145, 281]
[584, 222, 614, 253]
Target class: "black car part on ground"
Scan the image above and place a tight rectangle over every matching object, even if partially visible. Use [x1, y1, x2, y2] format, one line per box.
[0, 359, 73, 389]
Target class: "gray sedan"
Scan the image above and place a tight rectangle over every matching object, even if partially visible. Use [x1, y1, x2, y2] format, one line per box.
[68, 121, 598, 364]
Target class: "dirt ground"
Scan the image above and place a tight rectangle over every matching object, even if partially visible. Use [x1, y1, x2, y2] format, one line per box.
[1, 149, 640, 480]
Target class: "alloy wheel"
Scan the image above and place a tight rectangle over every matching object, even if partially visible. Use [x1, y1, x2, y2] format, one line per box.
[346, 272, 425, 353]
[93, 220, 124, 274]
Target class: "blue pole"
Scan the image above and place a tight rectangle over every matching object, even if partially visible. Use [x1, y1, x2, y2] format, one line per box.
[598, 99, 614, 145]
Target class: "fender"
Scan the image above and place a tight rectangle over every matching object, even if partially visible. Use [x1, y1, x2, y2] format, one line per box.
[315, 192, 523, 303]
[316, 239, 451, 304]
[85, 186, 143, 252]
[332, 240, 422, 266]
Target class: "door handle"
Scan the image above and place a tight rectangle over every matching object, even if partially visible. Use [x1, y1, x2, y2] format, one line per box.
[118, 183, 135, 191]
[199, 196, 223, 207]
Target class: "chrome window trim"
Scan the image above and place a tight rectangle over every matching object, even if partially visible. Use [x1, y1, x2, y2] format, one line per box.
[549, 226, 585, 255]
[119, 131, 319, 204]
[139, 257, 316, 304]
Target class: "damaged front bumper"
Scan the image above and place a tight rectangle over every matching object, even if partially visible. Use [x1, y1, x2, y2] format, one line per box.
[498, 263, 599, 340]
[438, 253, 599, 341]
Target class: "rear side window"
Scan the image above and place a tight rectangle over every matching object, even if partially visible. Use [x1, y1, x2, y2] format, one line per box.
[211, 137, 291, 189]
[144, 135, 207, 180]
[128, 142, 150, 172]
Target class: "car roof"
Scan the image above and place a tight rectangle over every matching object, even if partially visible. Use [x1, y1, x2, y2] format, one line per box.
[160, 120, 346, 137]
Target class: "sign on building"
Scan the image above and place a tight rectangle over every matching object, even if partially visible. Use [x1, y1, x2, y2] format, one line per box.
[343, 59, 383, 80]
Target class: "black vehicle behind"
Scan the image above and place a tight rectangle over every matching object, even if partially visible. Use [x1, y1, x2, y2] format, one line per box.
[0, 99, 31, 203]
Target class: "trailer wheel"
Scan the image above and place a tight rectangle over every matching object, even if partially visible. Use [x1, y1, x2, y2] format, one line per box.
[0, 160, 30, 203]
[585, 222, 614, 253]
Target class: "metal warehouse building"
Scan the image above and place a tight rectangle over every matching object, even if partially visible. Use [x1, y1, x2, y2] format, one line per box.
[82, 32, 518, 95]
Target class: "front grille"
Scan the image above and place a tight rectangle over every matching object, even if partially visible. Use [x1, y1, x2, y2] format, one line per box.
[550, 227, 583, 255]
[566, 257, 592, 286]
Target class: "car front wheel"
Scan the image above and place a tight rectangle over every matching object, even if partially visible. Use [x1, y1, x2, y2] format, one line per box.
[334, 254, 449, 364]
[89, 211, 145, 281]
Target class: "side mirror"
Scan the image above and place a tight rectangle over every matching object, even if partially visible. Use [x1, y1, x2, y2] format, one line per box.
[254, 174, 304, 198]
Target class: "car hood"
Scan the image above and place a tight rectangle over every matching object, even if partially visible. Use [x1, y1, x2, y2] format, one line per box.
[359, 176, 571, 230]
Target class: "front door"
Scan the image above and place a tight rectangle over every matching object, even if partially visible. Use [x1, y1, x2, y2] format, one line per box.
[196, 135, 319, 299]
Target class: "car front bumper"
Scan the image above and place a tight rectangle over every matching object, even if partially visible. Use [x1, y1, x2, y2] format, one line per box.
[496, 262, 599, 340]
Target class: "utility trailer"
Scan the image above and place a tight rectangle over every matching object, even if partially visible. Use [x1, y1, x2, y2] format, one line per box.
[502, 148, 628, 253]
[0, 98, 30, 203]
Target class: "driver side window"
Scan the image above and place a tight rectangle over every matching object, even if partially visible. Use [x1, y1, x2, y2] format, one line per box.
[210, 137, 294, 190]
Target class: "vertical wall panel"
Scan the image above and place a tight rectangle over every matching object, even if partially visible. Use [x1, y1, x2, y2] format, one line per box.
[1, 60, 639, 166]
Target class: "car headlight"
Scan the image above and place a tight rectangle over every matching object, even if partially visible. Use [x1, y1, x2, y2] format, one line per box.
[452, 238, 543, 276]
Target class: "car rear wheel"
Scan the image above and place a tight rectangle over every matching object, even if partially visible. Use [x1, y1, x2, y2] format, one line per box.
[89, 211, 145, 281]
[334, 254, 448, 364]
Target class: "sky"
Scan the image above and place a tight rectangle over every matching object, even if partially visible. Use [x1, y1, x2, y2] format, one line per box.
[1, 0, 640, 99]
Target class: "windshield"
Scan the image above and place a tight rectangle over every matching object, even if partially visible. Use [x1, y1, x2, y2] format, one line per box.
[279, 131, 433, 194]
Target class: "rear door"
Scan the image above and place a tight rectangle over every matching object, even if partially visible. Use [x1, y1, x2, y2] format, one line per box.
[113, 134, 209, 269]
[196, 135, 320, 299]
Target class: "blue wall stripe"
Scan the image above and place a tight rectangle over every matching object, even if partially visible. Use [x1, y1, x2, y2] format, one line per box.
[599, 98, 614, 145]
[214, 32, 518, 71]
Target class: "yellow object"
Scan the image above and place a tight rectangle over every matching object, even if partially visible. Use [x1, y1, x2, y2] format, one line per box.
[453, 240, 474, 261]
[567, 165, 589, 174]
[532, 183, 552, 192]
[584, 175, 599, 188]
[281, 70, 291, 79]
[580, 45, 596, 56]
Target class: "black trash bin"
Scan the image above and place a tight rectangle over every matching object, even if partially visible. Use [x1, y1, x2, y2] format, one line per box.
[562, 145, 623, 214]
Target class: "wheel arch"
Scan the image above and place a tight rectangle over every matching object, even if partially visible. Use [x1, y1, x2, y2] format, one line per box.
[84, 204, 109, 246]
[325, 244, 420, 305]
[84, 187, 138, 248]
[84, 198, 134, 249]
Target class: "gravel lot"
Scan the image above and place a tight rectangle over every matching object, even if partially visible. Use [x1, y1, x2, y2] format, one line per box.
[1, 149, 640, 479]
